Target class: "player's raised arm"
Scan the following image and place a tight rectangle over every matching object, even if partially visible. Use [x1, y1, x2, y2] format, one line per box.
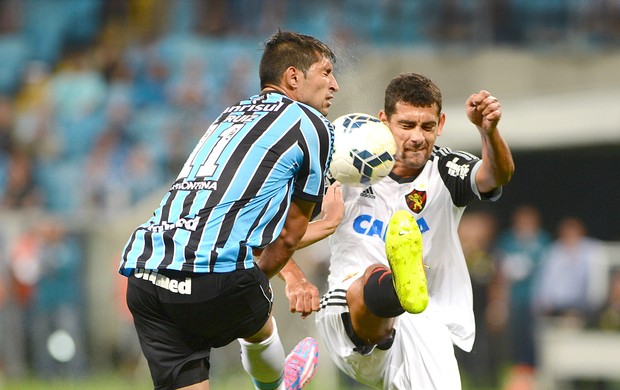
[277, 181, 344, 318]
[297, 181, 344, 249]
[466, 90, 515, 193]
[257, 197, 316, 279]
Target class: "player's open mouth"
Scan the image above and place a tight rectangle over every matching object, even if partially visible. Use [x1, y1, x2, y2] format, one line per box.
[405, 149, 427, 160]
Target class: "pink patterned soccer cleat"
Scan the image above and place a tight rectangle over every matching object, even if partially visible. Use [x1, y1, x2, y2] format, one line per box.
[283, 337, 319, 390]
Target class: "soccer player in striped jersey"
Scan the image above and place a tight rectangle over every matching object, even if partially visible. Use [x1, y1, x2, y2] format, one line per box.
[286, 72, 514, 388]
[119, 30, 338, 390]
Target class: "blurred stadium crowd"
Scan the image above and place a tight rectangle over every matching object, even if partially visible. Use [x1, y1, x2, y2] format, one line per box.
[0, 0, 619, 388]
[1, 0, 620, 214]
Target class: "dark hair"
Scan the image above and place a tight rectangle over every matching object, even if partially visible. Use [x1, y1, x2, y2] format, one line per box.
[259, 30, 336, 89]
[384, 73, 442, 118]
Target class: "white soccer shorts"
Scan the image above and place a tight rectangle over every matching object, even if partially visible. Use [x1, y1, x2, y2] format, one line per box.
[316, 275, 462, 389]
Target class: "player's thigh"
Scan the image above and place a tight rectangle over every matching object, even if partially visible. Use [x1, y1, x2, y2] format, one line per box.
[163, 266, 273, 347]
[126, 279, 212, 388]
[126, 267, 273, 385]
[388, 314, 461, 389]
[316, 280, 389, 388]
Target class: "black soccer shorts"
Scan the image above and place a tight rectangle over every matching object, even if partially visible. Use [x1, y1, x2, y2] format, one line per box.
[126, 264, 273, 390]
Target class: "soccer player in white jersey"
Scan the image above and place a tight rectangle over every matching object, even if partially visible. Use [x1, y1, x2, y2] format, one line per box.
[119, 30, 338, 390]
[284, 72, 514, 389]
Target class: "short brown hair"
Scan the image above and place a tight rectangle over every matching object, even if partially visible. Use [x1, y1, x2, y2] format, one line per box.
[384, 73, 442, 118]
[259, 30, 336, 89]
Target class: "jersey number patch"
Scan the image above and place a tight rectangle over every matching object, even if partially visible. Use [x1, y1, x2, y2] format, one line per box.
[177, 123, 243, 180]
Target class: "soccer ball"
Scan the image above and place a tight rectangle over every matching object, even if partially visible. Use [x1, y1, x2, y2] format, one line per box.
[328, 113, 396, 187]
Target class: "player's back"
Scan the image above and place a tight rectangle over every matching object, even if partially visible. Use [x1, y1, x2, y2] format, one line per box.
[120, 92, 332, 275]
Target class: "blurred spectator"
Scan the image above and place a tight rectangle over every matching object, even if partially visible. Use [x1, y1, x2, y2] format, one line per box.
[83, 120, 132, 213]
[126, 34, 170, 109]
[517, 0, 570, 44]
[84, 131, 166, 214]
[487, 0, 524, 44]
[598, 268, 620, 331]
[0, 0, 23, 33]
[21, 0, 101, 66]
[0, 0, 29, 95]
[0, 149, 43, 209]
[582, 0, 620, 45]
[532, 217, 609, 325]
[493, 205, 552, 390]
[0, 233, 8, 378]
[124, 143, 165, 204]
[455, 209, 503, 388]
[12, 61, 54, 155]
[4, 223, 41, 379]
[221, 55, 255, 106]
[48, 47, 107, 159]
[111, 253, 146, 381]
[433, 0, 475, 43]
[29, 48, 108, 214]
[192, 0, 287, 37]
[167, 56, 215, 112]
[0, 96, 14, 154]
[26, 219, 88, 379]
[164, 55, 218, 165]
[0, 99, 43, 210]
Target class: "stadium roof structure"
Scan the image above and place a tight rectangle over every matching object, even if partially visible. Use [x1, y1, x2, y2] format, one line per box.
[441, 86, 620, 151]
[334, 48, 620, 152]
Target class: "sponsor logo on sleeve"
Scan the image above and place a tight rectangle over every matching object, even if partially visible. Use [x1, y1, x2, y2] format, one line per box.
[446, 157, 470, 179]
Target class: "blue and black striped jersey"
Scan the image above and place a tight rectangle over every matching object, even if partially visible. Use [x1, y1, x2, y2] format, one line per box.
[119, 92, 334, 275]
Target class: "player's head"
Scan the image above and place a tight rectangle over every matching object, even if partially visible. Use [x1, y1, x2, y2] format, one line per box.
[383, 72, 442, 118]
[259, 30, 338, 116]
[379, 73, 445, 176]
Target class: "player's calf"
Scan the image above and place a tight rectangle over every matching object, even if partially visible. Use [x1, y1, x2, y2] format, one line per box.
[363, 265, 405, 318]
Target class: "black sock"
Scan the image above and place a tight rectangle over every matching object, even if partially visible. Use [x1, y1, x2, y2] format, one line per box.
[363, 266, 405, 318]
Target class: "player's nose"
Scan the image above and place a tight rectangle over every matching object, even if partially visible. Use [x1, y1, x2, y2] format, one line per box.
[409, 127, 425, 143]
[330, 75, 339, 92]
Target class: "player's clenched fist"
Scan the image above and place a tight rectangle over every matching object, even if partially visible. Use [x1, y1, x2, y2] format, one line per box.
[466, 90, 501, 134]
[285, 277, 320, 319]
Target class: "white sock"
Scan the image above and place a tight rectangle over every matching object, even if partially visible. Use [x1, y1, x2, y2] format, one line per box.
[239, 317, 286, 390]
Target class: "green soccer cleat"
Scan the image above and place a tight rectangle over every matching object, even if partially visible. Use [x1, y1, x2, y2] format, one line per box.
[385, 210, 429, 314]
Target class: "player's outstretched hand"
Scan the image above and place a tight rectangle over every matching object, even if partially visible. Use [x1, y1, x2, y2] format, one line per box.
[320, 181, 344, 227]
[284, 276, 320, 319]
[466, 90, 501, 134]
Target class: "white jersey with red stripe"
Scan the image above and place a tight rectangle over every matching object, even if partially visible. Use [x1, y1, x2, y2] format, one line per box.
[326, 145, 501, 352]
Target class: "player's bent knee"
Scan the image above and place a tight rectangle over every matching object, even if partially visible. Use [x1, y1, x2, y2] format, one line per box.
[363, 265, 405, 318]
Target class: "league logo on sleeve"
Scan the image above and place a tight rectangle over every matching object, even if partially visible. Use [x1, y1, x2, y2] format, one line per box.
[405, 189, 426, 214]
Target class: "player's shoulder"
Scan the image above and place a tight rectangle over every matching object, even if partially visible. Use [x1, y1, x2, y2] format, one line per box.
[431, 145, 481, 184]
[260, 92, 331, 133]
[245, 91, 297, 111]
[431, 145, 479, 164]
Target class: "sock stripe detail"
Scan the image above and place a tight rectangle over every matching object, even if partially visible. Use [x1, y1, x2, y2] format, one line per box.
[252, 373, 284, 390]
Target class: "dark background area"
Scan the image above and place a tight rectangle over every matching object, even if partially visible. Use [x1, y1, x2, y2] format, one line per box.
[471, 144, 620, 241]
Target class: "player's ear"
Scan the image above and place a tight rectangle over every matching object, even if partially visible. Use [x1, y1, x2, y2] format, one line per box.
[378, 110, 388, 124]
[437, 112, 446, 136]
[284, 66, 300, 89]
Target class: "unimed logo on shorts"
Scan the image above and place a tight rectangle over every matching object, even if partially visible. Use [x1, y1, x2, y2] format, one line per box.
[134, 269, 192, 295]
